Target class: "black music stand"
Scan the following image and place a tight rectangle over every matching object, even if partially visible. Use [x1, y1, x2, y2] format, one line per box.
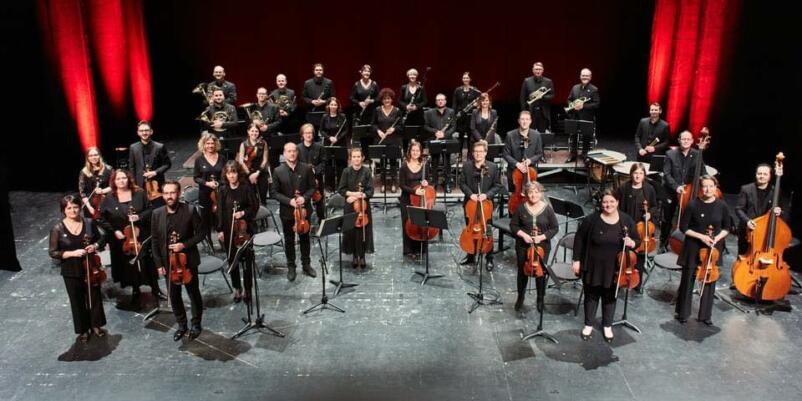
[368, 144, 402, 213]
[323, 214, 358, 296]
[407, 206, 447, 286]
[467, 233, 502, 313]
[218, 135, 243, 160]
[521, 276, 559, 343]
[324, 146, 348, 188]
[303, 221, 346, 314]
[548, 196, 585, 268]
[306, 111, 325, 129]
[402, 125, 423, 145]
[564, 119, 595, 195]
[231, 238, 285, 339]
[267, 132, 301, 156]
[141, 238, 175, 321]
[612, 282, 641, 334]
[649, 155, 666, 175]
[352, 124, 371, 145]
[428, 140, 460, 201]
[487, 144, 504, 160]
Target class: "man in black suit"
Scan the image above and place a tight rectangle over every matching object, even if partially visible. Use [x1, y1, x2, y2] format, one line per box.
[520, 62, 555, 133]
[634, 103, 671, 163]
[662, 130, 705, 246]
[302, 63, 335, 114]
[270, 142, 317, 281]
[424, 93, 457, 192]
[566, 68, 600, 162]
[735, 163, 784, 255]
[129, 121, 171, 207]
[503, 111, 544, 192]
[207, 65, 237, 105]
[151, 180, 205, 341]
[297, 123, 326, 222]
[459, 140, 503, 270]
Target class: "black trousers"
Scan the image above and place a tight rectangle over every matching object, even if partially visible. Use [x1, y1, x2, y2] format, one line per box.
[675, 266, 715, 321]
[431, 152, 453, 187]
[168, 268, 203, 327]
[583, 285, 617, 326]
[226, 244, 253, 292]
[515, 247, 546, 299]
[64, 276, 106, 334]
[281, 218, 311, 269]
[661, 191, 678, 244]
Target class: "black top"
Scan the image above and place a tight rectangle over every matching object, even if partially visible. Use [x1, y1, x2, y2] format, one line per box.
[616, 181, 659, 221]
[399, 162, 432, 205]
[509, 203, 559, 256]
[372, 106, 404, 145]
[269, 88, 297, 114]
[567, 83, 600, 122]
[736, 182, 776, 226]
[502, 129, 544, 170]
[254, 101, 281, 134]
[320, 113, 348, 143]
[193, 153, 227, 205]
[634, 118, 670, 154]
[677, 199, 732, 268]
[207, 79, 237, 104]
[452, 86, 481, 116]
[215, 182, 259, 234]
[270, 161, 315, 220]
[302, 77, 335, 112]
[423, 108, 456, 142]
[240, 138, 268, 174]
[78, 165, 112, 199]
[663, 148, 703, 191]
[520, 76, 555, 110]
[49, 218, 106, 278]
[337, 166, 374, 199]
[470, 110, 499, 143]
[98, 190, 153, 236]
[151, 202, 204, 269]
[297, 141, 325, 175]
[460, 161, 503, 202]
[203, 102, 238, 130]
[573, 212, 640, 287]
[129, 140, 171, 188]
[350, 80, 380, 122]
[399, 84, 427, 110]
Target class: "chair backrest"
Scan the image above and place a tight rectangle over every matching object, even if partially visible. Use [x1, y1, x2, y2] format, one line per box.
[549, 232, 575, 264]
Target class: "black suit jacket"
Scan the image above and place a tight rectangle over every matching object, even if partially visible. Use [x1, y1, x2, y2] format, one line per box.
[520, 76, 555, 113]
[634, 118, 670, 155]
[460, 161, 503, 202]
[151, 202, 204, 269]
[128, 140, 171, 188]
[423, 108, 456, 141]
[270, 161, 315, 220]
[503, 129, 543, 171]
[735, 183, 776, 226]
[663, 148, 703, 192]
[567, 83, 600, 122]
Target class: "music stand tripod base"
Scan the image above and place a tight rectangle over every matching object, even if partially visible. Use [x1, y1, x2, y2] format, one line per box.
[612, 287, 642, 333]
[229, 238, 285, 339]
[521, 328, 559, 343]
[304, 224, 346, 314]
[327, 214, 358, 296]
[407, 206, 448, 287]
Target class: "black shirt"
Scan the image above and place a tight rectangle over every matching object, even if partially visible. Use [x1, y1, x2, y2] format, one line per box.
[302, 77, 335, 112]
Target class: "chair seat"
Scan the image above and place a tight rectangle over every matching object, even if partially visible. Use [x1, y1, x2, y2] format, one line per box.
[550, 261, 577, 281]
[253, 231, 282, 247]
[198, 255, 226, 274]
[491, 218, 513, 234]
[182, 186, 199, 204]
[654, 252, 682, 270]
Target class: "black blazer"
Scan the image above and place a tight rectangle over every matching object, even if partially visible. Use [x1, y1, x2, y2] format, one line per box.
[270, 161, 315, 220]
[460, 161, 503, 202]
[634, 118, 670, 154]
[520, 76, 555, 112]
[567, 83, 600, 122]
[128, 140, 171, 188]
[423, 108, 456, 141]
[503, 129, 544, 170]
[735, 183, 780, 226]
[663, 148, 703, 192]
[150, 202, 204, 269]
[616, 181, 659, 220]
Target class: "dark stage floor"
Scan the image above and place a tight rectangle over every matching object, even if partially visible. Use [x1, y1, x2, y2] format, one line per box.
[3, 136, 802, 401]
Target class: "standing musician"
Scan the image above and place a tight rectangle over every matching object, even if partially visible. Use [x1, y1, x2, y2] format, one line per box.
[78, 147, 112, 219]
[297, 123, 326, 222]
[452, 72, 482, 149]
[252, 87, 281, 136]
[510, 181, 559, 312]
[128, 121, 171, 207]
[566, 68, 600, 162]
[350, 64, 379, 125]
[503, 111, 544, 192]
[469, 93, 501, 149]
[634, 102, 670, 163]
[320, 97, 349, 147]
[270, 142, 317, 281]
[207, 65, 237, 105]
[372, 88, 404, 193]
[572, 189, 640, 342]
[616, 163, 658, 292]
[97, 169, 162, 309]
[216, 161, 259, 303]
[459, 140, 503, 270]
[49, 195, 108, 343]
[399, 140, 432, 259]
[423, 93, 457, 193]
[735, 163, 784, 255]
[399, 68, 427, 126]
[202, 88, 238, 136]
[675, 175, 731, 325]
[338, 147, 375, 269]
[662, 130, 705, 248]
[237, 123, 270, 202]
[151, 180, 206, 341]
[302, 63, 335, 114]
[193, 133, 226, 239]
[520, 62, 555, 133]
[269, 74, 297, 119]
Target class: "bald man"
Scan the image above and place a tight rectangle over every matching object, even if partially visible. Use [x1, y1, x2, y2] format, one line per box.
[566, 68, 600, 161]
[207, 65, 237, 105]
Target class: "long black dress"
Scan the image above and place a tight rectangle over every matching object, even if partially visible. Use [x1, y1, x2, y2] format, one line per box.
[239, 138, 269, 203]
[399, 161, 434, 256]
[350, 80, 379, 125]
[372, 106, 404, 185]
[216, 182, 259, 292]
[338, 165, 374, 257]
[193, 152, 226, 235]
[509, 202, 559, 302]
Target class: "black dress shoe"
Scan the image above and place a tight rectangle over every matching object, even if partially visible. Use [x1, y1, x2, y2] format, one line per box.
[188, 326, 202, 340]
[677, 317, 687, 324]
[514, 296, 524, 312]
[302, 265, 317, 278]
[460, 256, 475, 265]
[700, 319, 714, 326]
[287, 268, 297, 282]
[485, 258, 495, 271]
[173, 326, 188, 341]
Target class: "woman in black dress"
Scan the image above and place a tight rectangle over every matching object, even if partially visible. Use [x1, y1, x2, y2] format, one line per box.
[237, 123, 270, 203]
[372, 87, 404, 193]
[194, 132, 226, 239]
[616, 162, 659, 292]
[572, 188, 640, 342]
[510, 181, 559, 312]
[469, 93, 500, 149]
[675, 175, 731, 325]
[78, 147, 112, 219]
[338, 147, 374, 269]
[49, 195, 107, 343]
[399, 140, 432, 259]
[320, 97, 349, 147]
[98, 169, 161, 309]
[399, 68, 427, 126]
[350, 64, 379, 126]
[452, 71, 481, 149]
[216, 161, 259, 302]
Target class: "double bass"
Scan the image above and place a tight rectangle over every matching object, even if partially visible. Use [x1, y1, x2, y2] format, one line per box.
[508, 136, 537, 216]
[460, 166, 494, 255]
[168, 231, 192, 285]
[404, 155, 438, 241]
[732, 153, 792, 301]
[354, 182, 370, 242]
[292, 191, 311, 235]
[523, 223, 545, 278]
[616, 226, 640, 298]
[82, 235, 106, 309]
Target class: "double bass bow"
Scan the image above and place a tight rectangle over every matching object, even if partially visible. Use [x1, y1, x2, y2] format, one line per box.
[404, 155, 438, 242]
[509, 136, 537, 216]
[459, 165, 494, 256]
[615, 226, 640, 298]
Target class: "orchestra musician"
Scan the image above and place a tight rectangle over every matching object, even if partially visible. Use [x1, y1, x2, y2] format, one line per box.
[350, 64, 379, 125]
[270, 142, 317, 281]
[320, 97, 349, 147]
[372, 88, 404, 193]
[237, 123, 270, 202]
[469, 93, 500, 149]
[151, 180, 206, 341]
[399, 68, 427, 126]
[49, 195, 107, 343]
[452, 72, 481, 149]
[566, 68, 600, 162]
[459, 140, 503, 270]
[423, 93, 457, 193]
[399, 140, 431, 259]
[503, 111, 544, 192]
[674, 175, 731, 325]
[252, 87, 281, 136]
[616, 162, 658, 292]
[128, 121, 171, 207]
[297, 123, 326, 222]
[202, 88, 238, 136]
[207, 65, 237, 105]
[78, 147, 112, 219]
[510, 181, 559, 312]
[634, 102, 670, 163]
[520, 62, 555, 133]
[97, 169, 162, 309]
[735, 163, 784, 255]
[572, 188, 640, 342]
[193, 133, 226, 240]
[662, 130, 705, 249]
[269, 74, 297, 119]
[338, 147, 375, 269]
[302, 63, 335, 114]
[216, 161, 259, 302]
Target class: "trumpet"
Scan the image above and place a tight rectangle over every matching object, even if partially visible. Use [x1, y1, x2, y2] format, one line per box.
[565, 96, 590, 112]
[527, 87, 551, 105]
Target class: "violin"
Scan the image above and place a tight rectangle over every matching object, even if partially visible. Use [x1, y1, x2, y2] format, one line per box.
[635, 200, 656, 255]
[144, 163, 162, 202]
[292, 191, 311, 235]
[732, 153, 792, 301]
[459, 166, 494, 255]
[404, 156, 439, 241]
[523, 224, 545, 278]
[230, 201, 251, 247]
[89, 179, 104, 220]
[81, 235, 106, 310]
[354, 182, 370, 241]
[209, 174, 219, 214]
[312, 172, 323, 203]
[243, 141, 260, 172]
[616, 226, 640, 294]
[508, 137, 537, 216]
[168, 231, 192, 285]
[122, 206, 141, 256]
[696, 225, 721, 287]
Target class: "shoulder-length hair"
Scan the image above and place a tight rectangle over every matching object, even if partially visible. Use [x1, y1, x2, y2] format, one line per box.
[81, 147, 107, 177]
[197, 132, 221, 153]
[109, 168, 139, 195]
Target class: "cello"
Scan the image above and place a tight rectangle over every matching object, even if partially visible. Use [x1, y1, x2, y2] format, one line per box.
[353, 182, 370, 242]
[615, 226, 640, 298]
[168, 231, 192, 285]
[523, 223, 545, 278]
[508, 136, 538, 216]
[460, 166, 494, 256]
[635, 200, 656, 255]
[404, 155, 438, 241]
[732, 153, 792, 301]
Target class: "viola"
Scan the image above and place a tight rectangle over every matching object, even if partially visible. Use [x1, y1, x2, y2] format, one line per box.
[312, 175, 323, 203]
[122, 206, 142, 256]
[82, 235, 106, 288]
[354, 182, 370, 229]
[89, 179, 104, 220]
[616, 226, 640, 292]
[292, 191, 311, 235]
[696, 225, 721, 286]
[144, 163, 162, 202]
[635, 200, 656, 255]
[404, 157, 439, 241]
[459, 166, 494, 255]
[230, 201, 251, 247]
[732, 152, 792, 301]
[168, 231, 192, 285]
[209, 174, 219, 214]
[508, 137, 537, 216]
[523, 225, 545, 278]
